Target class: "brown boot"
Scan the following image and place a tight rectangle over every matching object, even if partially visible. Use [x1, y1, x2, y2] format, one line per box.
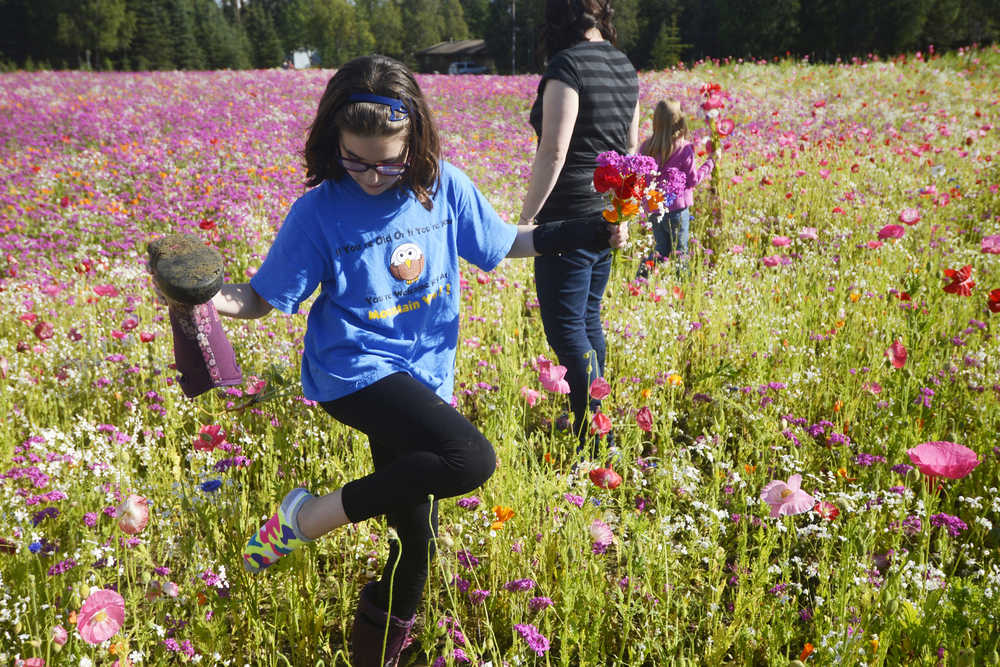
[351, 582, 415, 667]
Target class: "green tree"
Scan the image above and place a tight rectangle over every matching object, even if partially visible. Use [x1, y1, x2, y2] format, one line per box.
[649, 17, 689, 69]
[357, 0, 405, 59]
[192, 0, 252, 69]
[400, 0, 443, 57]
[168, 0, 207, 69]
[440, 0, 469, 41]
[55, 0, 135, 68]
[245, 1, 285, 67]
[304, 0, 374, 67]
[127, 0, 176, 69]
[458, 0, 488, 37]
[718, 0, 799, 59]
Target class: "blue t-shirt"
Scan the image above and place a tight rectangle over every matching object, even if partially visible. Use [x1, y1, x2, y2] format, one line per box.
[250, 161, 517, 402]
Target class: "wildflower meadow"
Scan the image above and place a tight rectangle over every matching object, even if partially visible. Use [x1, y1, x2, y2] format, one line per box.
[2, 46, 1000, 666]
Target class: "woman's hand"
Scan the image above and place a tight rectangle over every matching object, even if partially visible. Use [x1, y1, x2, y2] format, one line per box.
[607, 222, 629, 249]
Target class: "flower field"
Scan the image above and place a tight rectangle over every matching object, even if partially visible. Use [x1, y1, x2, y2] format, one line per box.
[2, 46, 1000, 666]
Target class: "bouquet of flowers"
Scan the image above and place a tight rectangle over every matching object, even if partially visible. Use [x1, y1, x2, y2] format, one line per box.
[699, 82, 731, 231]
[593, 150, 672, 226]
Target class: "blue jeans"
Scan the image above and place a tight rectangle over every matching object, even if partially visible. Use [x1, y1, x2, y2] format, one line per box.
[646, 207, 690, 272]
[534, 233, 612, 444]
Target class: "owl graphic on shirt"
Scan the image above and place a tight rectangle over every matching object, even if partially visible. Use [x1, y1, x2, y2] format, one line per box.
[389, 242, 424, 283]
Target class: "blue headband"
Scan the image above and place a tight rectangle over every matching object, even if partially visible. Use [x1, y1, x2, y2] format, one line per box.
[348, 93, 408, 122]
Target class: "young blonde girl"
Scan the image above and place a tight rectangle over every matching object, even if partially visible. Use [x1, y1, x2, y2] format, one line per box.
[639, 99, 718, 276]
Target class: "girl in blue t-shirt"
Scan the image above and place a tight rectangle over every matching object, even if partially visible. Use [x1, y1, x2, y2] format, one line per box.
[154, 54, 626, 666]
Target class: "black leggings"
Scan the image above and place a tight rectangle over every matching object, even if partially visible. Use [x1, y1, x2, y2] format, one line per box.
[321, 372, 496, 618]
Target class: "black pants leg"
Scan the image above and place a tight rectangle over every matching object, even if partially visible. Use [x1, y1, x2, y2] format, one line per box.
[321, 373, 496, 617]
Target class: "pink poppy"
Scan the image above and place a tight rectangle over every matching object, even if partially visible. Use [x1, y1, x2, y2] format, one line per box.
[762, 255, 781, 267]
[589, 411, 612, 436]
[899, 208, 921, 225]
[943, 265, 974, 296]
[771, 236, 791, 247]
[760, 474, 814, 517]
[33, 321, 54, 341]
[163, 581, 180, 598]
[635, 406, 653, 433]
[194, 424, 226, 451]
[538, 361, 570, 394]
[117, 494, 149, 535]
[589, 519, 614, 547]
[867, 240, 883, 249]
[798, 227, 818, 241]
[77, 588, 125, 645]
[519, 386, 541, 407]
[245, 376, 267, 395]
[589, 466, 622, 489]
[93, 284, 119, 297]
[886, 340, 907, 369]
[139, 331, 156, 343]
[17, 659, 45, 667]
[760, 475, 815, 517]
[716, 118, 735, 135]
[0, 355, 7, 379]
[877, 224, 905, 240]
[701, 95, 725, 112]
[907, 441, 981, 480]
[862, 381, 882, 395]
[589, 377, 611, 400]
[981, 235, 1000, 254]
[51, 624, 68, 646]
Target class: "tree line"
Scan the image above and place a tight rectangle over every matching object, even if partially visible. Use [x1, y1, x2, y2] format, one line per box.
[1, 0, 998, 73]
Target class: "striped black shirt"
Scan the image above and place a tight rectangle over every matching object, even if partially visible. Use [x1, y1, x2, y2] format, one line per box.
[529, 40, 638, 222]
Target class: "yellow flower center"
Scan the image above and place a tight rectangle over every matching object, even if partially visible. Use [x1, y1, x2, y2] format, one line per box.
[780, 489, 794, 498]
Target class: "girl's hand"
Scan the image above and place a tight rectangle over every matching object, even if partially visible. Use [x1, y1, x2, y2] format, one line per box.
[607, 222, 629, 249]
[706, 139, 721, 160]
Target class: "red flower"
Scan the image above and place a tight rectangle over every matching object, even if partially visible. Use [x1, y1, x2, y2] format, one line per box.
[593, 165, 622, 194]
[886, 340, 907, 369]
[589, 411, 612, 436]
[988, 289, 1000, 314]
[589, 466, 622, 489]
[33, 321, 54, 341]
[194, 424, 226, 451]
[613, 173, 641, 200]
[635, 406, 653, 433]
[139, 332, 156, 343]
[942, 265, 974, 296]
[199, 219, 216, 230]
[814, 501, 839, 520]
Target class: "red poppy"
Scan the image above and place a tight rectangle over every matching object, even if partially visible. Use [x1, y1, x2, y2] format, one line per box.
[988, 289, 1000, 314]
[33, 321, 54, 341]
[613, 173, 641, 200]
[716, 118, 735, 136]
[593, 165, 622, 194]
[942, 265, 974, 296]
[814, 501, 839, 520]
[199, 219, 216, 230]
[589, 466, 622, 489]
[636, 406, 653, 433]
[590, 411, 612, 436]
[886, 340, 907, 369]
[194, 424, 226, 451]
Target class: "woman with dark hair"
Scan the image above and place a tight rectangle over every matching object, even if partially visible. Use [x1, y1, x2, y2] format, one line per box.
[519, 0, 639, 453]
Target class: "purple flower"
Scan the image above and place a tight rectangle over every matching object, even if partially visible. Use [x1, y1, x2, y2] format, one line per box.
[47, 558, 77, 576]
[855, 453, 886, 467]
[468, 589, 490, 604]
[930, 513, 968, 537]
[456, 550, 479, 569]
[457, 496, 481, 510]
[514, 623, 551, 656]
[83, 512, 97, 527]
[503, 578, 536, 593]
[891, 463, 914, 475]
[529, 596, 554, 612]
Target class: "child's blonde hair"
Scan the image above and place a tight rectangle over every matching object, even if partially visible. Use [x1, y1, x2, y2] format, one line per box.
[645, 99, 687, 164]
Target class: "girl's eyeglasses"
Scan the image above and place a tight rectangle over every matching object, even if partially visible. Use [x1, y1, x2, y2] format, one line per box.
[338, 155, 409, 176]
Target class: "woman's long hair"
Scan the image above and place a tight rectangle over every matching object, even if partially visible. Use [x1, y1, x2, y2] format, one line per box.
[303, 54, 440, 209]
[536, 0, 616, 66]
[644, 100, 687, 164]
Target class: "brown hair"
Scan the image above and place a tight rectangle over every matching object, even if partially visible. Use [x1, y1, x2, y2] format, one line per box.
[303, 55, 440, 209]
[644, 100, 687, 164]
[536, 0, 617, 65]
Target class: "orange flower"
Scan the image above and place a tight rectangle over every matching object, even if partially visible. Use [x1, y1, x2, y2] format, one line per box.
[619, 198, 639, 217]
[800, 642, 814, 660]
[744, 464, 756, 474]
[544, 452, 554, 465]
[602, 208, 619, 223]
[491, 505, 515, 530]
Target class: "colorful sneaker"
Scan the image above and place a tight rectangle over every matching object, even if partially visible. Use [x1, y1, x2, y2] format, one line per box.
[243, 487, 314, 573]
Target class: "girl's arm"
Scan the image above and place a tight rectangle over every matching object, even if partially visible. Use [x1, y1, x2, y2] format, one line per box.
[211, 283, 273, 319]
[506, 222, 629, 258]
[518, 79, 578, 223]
